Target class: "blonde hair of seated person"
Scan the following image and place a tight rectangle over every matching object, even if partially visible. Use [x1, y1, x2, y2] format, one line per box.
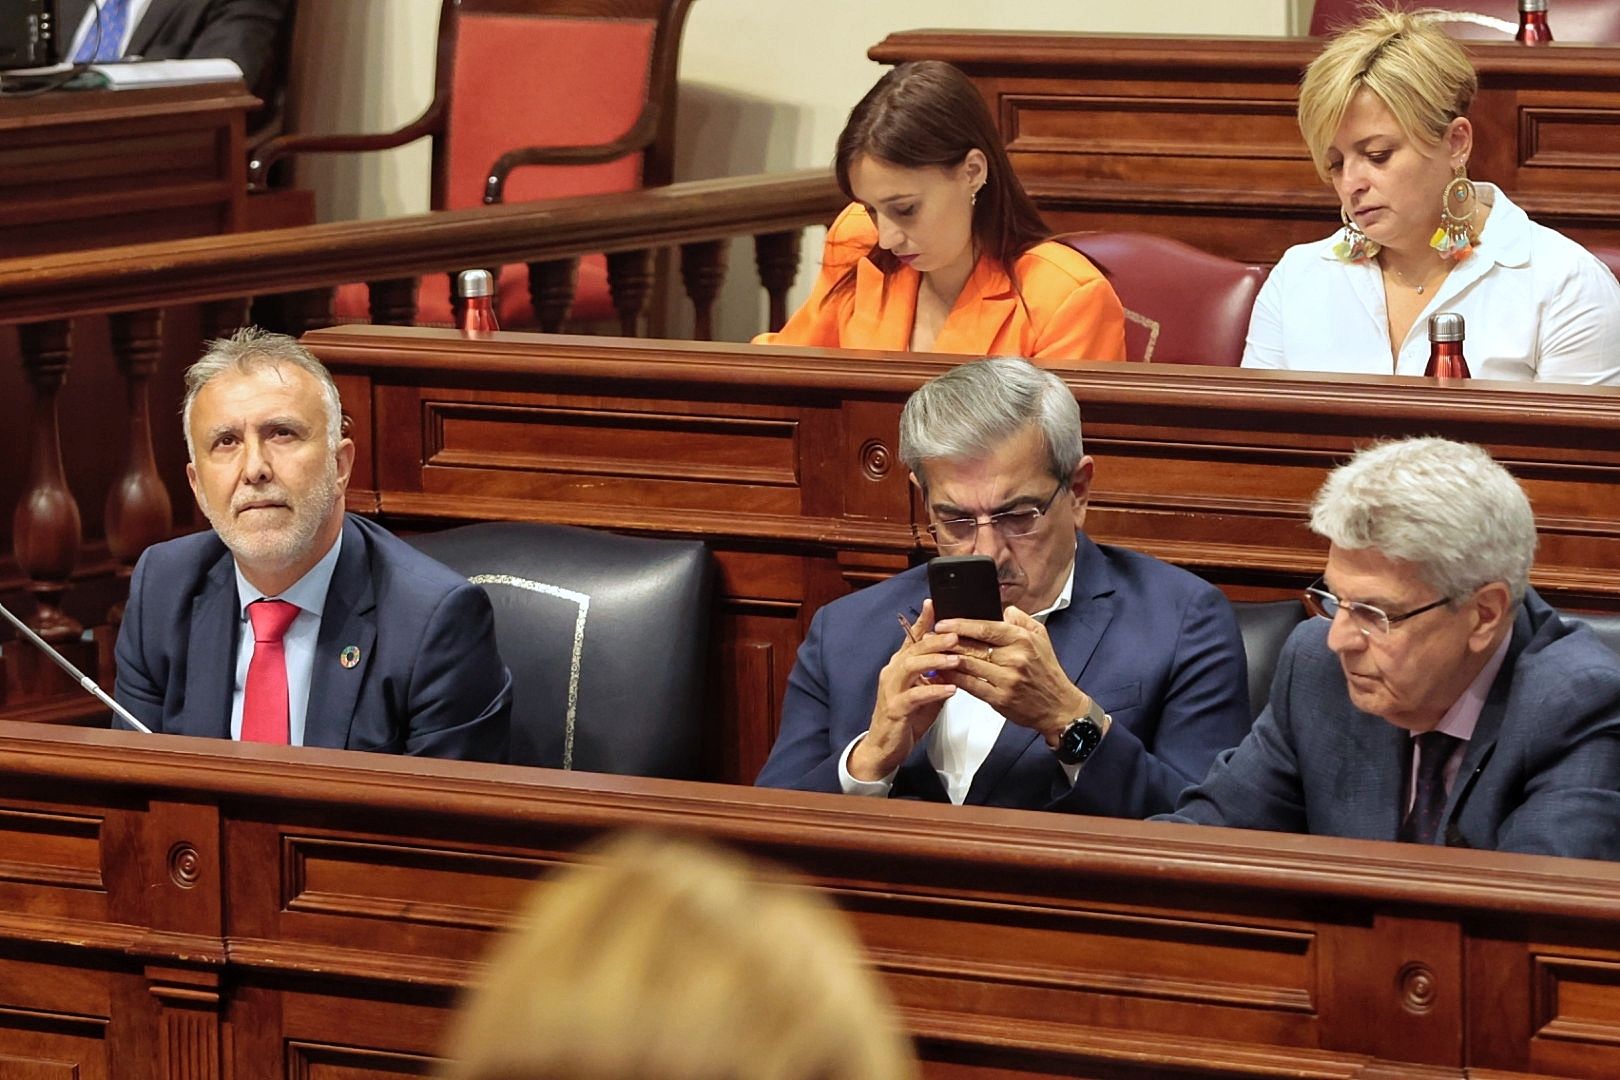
[1296, 6, 1478, 181]
[438, 831, 918, 1080]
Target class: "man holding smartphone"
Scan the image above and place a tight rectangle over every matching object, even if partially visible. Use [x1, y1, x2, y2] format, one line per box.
[756, 358, 1252, 816]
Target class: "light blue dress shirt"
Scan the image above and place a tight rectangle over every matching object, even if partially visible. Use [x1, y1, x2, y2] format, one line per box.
[229, 533, 343, 746]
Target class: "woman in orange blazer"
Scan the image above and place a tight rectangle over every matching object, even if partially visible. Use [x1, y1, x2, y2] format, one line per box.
[756, 62, 1125, 364]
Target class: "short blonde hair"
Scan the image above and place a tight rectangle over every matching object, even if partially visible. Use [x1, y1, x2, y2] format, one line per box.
[1297, 6, 1477, 181]
[439, 832, 917, 1080]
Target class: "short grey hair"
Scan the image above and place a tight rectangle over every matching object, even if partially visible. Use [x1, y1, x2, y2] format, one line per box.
[181, 327, 343, 461]
[898, 358, 1083, 491]
[1311, 437, 1536, 604]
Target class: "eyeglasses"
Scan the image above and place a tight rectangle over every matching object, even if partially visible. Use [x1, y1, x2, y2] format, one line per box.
[925, 483, 1066, 548]
[1302, 578, 1452, 638]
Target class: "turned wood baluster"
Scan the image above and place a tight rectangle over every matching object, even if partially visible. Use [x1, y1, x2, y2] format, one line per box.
[105, 310, 174, 626]
[680, 240, 729, 342]
[13, 319, 83, 640]
[754, 230, 804, 333]
[606, 249, 653, 337]
[199, 297, 254, 343]
[257, 286, 336, 338]
[529, 258, 578, 332]
[368, 278, 420, 326]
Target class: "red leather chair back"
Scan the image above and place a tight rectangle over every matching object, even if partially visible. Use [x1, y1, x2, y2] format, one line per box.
[1310, 0, 1620, 41]
[1057, 232, 1270, 366]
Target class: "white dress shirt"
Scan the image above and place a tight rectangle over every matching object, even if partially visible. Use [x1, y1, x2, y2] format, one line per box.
[838, 556, 1084, 803]
[1242, 184, 1620, 385]
[229, 532, 342, 746]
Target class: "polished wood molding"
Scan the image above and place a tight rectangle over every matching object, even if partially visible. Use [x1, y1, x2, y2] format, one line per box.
[0, 171, 843, 326]
[3, 721, 1620, 1078]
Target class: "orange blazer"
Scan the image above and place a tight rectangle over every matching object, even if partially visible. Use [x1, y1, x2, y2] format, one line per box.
[755, 203, 1126, 363]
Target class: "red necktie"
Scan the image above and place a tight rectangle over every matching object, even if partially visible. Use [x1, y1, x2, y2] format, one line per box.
[242, 599, 300, 744]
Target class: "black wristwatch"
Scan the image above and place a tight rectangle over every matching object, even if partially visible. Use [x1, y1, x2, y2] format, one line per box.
[1054, 698, 1110, 766]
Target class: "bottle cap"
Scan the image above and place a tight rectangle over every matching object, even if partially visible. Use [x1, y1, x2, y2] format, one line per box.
[1428, 311, 1466, 342]
[1520, 0, 1548, 11]
[457, 268, 494, 299]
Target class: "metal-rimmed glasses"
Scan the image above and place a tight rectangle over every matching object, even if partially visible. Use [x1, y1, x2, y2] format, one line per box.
[1302, 578, 1451, 638]
[925, 483, 1066, 548]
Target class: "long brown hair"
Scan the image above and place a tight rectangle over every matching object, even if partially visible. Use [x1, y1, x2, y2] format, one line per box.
[827, 61, 1051, 303]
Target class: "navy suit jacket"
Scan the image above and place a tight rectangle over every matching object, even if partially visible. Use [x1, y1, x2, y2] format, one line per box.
[59, 0, 291, 101]
[115, 514, 513, 762]
[1163, 589, 1620, 860]
[756, 536, 1252, 816]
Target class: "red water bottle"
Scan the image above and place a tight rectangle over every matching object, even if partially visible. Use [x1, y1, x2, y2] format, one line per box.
[1516, 0, 1553, 44]
[457, 269, 498, 337]
[1425, 312, 1470, 380]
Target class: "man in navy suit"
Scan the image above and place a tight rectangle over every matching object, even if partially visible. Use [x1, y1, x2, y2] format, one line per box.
[59, 0, 291, 122]
[114, 328, 512, 761]
[1163, 438, 1620, 859]
[756, 358, 1251, 816]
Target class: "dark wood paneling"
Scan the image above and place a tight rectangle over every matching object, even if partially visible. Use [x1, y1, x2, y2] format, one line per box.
[3, 722, 1620, 1078]
[869, 32, 1620, 263]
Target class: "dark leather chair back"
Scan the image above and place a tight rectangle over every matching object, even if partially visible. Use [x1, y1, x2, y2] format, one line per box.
[1567, 613, 1620, 658]
[1310, 0, 1620, 40]
[407, 522, 713, 777]
[1057, 231, 1270, 365]
[1233, 600, 1308, 719]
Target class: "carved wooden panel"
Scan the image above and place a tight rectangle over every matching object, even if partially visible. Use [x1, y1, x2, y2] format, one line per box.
[870, 33, 1620, 263]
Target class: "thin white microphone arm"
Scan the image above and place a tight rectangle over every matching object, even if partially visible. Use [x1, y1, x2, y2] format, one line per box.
[0, 600, 153, 734]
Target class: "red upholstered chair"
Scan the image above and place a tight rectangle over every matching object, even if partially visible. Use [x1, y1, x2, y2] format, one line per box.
[1057, 232, 1270, 366]
[1310, 0, 1620, 40]
[251, 0, 695, 332]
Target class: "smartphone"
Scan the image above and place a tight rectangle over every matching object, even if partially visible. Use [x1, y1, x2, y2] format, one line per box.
[927, 555, 1003, 622]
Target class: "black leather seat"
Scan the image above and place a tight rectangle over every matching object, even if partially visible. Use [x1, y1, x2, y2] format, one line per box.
[1232, 600, 1307, 719]
[406, 522, 713, 777]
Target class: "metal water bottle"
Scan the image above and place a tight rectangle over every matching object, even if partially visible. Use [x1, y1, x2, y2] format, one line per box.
[1425, 312, 1471, 380]
[457, 269, 498, 337]
[1516, 0, 1553, 44]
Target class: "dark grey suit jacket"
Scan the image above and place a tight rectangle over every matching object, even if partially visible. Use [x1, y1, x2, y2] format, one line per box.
[114, 513, 513, 762]
[59, 0, 292, 100]
[1163, 589, 1620, 861]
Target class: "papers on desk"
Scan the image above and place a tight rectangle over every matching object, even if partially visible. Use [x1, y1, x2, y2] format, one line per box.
[85, 58, 244, 88]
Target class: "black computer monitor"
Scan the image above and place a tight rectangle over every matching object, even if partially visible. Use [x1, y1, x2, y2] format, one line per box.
[0, 0, 59, 71]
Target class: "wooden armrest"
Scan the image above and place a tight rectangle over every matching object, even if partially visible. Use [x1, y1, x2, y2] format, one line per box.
[248, 101, 447, 191]
[482, 104, 661, 205]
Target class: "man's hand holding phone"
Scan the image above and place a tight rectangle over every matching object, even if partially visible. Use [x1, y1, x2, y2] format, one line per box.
[933, 606, 1099, 747]
[847, 599, 960, 781]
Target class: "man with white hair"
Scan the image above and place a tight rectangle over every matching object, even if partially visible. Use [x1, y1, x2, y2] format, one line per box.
[757, 357, 1252, 816]
[114, 328, 512, 760]
[1164, 437, 1620, 858]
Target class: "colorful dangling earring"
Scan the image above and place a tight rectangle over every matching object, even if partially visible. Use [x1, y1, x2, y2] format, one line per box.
[1332, 206, 1380, 263]
[1430, 165, 1478, 261]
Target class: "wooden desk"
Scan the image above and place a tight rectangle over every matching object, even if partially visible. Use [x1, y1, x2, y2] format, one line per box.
[2, 721, 1619, 1079]
[0, 82, 263, 257]
[304, 326, 1620, 783]
[868, 33, 1620, 264]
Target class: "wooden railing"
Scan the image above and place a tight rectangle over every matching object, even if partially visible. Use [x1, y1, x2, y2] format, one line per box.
[0, 170, 844, 717]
